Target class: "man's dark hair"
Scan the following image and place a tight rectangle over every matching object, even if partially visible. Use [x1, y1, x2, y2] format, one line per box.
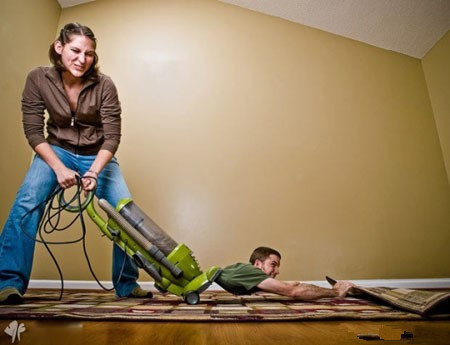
[249, 246, 281, 264]
[49, 22, 99, 80]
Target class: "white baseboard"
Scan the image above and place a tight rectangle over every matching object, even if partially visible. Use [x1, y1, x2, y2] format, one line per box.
[302, 278, 450, 289]
[29, 278, 450, 291]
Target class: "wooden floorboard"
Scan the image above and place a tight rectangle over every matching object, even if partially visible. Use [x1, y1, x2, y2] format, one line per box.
[0, 319, 449, 345]
[1, 289, 449, 344]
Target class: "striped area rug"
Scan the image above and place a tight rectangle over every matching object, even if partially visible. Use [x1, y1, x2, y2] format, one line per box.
[1, 290, 448, 321]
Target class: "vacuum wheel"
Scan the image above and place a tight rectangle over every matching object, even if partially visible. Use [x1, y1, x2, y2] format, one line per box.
[184, 291, 200, 305]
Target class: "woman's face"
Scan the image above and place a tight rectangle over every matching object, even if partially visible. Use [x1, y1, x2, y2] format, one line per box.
[55, 34, 95, 79]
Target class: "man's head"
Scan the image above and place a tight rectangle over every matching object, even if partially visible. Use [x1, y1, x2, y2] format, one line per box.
[249, 246, 281, 278]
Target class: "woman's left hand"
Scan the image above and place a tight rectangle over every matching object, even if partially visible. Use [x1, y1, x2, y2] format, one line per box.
[82, 170, 98, 194]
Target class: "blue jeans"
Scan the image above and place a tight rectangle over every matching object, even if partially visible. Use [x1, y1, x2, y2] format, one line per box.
[0, 145, 139, 297]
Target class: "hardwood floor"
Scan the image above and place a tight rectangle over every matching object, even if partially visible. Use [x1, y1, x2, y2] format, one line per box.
[1, 319, 449, 345]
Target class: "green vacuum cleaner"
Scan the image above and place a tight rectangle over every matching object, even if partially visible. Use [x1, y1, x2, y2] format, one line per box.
[65, 193, 221, 305]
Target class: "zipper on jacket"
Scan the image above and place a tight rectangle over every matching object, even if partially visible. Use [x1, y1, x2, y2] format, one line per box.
[70, 91, 83, 127]
[45, 68, 97, 128]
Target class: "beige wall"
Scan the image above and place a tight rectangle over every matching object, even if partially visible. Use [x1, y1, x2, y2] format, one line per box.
[1, 0, 449, 283]
[0, 0, 61, 221]
[422, 31, 450, 185]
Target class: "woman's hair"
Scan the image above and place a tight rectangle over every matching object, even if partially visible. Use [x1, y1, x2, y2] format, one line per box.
[249, 246, 281, 264]
[49, 22, 99, 80]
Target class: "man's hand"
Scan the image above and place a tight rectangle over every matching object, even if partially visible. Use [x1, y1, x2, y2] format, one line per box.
[332, 281, 356, 297]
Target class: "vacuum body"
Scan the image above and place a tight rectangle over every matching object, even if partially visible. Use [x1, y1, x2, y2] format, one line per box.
[86, 197, 220, 305]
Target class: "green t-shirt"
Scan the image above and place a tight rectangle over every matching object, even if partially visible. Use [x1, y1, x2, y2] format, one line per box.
[216, 263, 269, 295]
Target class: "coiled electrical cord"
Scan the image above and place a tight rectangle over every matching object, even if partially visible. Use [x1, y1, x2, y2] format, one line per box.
[20, 175, 127, 300]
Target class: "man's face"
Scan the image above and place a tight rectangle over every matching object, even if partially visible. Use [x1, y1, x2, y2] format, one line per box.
[254, 254, 281, 278]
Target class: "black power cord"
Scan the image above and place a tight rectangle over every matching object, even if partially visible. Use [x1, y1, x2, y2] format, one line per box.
[19, 175, 126, 300]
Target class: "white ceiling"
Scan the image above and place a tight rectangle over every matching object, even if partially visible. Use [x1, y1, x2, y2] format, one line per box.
[57, 0, 95, 8]
[57, 0, 450, 59]
[219, 0, 450, 58]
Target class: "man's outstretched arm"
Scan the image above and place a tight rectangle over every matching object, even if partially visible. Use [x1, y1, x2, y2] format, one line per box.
[257, 278, 355, 300]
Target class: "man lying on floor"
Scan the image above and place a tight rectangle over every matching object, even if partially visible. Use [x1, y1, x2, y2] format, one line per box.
[215, 246, 355, 300]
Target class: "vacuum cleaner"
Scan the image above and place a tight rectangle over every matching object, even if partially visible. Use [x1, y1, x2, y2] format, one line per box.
[62, 193, 221, 305]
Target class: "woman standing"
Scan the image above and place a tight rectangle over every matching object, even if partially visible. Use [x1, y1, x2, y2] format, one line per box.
[0, 23, 151, 304]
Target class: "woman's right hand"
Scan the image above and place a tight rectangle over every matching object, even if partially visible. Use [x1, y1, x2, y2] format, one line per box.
[33, 143, 79, 189]
[54, 166, 79, 189]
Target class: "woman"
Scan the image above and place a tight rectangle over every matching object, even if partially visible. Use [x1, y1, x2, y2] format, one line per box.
[0, 23, 151, 304]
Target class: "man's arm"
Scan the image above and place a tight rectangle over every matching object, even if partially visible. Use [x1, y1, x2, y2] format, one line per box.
[257, 278, 354, 300]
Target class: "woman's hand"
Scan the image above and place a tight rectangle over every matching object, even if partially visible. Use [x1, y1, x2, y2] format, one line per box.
[34, 143, 80, 189]
[54, 166, 79, 189]
[82, 170, 98, 193]
[81, 149, 114, 195]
